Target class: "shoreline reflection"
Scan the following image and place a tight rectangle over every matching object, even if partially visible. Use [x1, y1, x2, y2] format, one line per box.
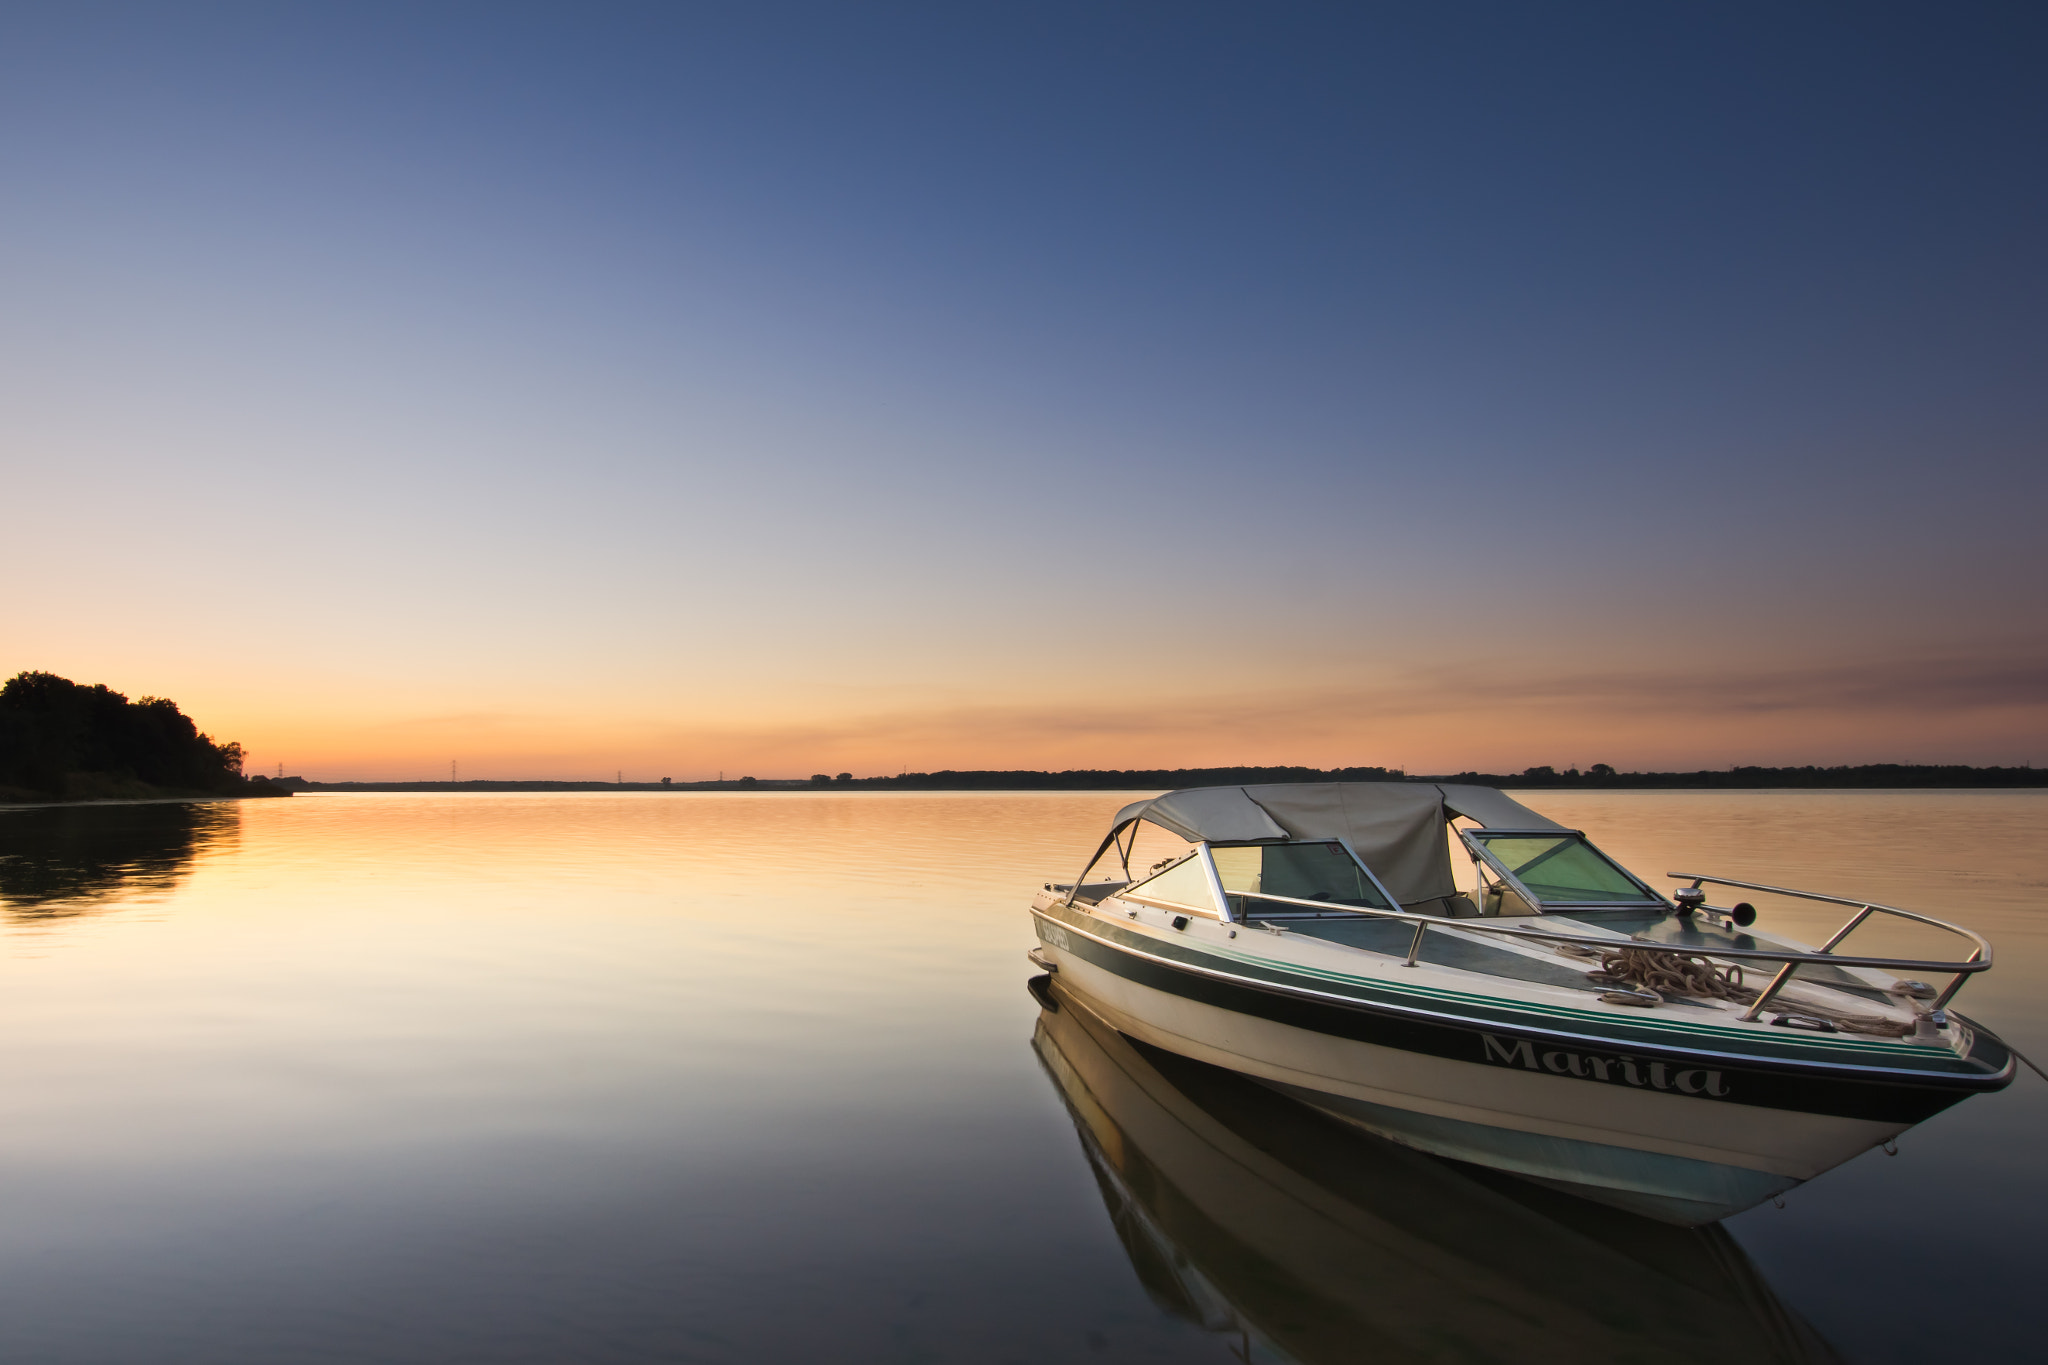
[1031, 975, 1843, 1365]
[0, 800, 237, 917]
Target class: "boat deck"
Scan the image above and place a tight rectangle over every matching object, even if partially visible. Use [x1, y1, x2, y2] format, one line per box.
[1218, 901, 1917, 1030]
[1278, 916, 1595, 988]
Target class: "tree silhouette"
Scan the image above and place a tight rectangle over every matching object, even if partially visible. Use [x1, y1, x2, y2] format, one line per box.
[0, 671, 254, 798]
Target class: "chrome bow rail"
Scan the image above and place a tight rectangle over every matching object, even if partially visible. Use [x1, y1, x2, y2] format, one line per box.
[1219, 874, 1991, 1019]
[1664, 873, 1991, 1017]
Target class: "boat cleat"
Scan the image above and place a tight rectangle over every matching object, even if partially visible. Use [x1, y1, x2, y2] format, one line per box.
[1598, 987, 1662, 1008]
[1910, 1008, 1953, 1045]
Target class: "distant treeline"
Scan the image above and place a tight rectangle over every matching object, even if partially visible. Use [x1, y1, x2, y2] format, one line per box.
[837, 766, 1407, 790]
[294, 762, 2045, 794]
[1427, 763, 2047, 790]
[0, 671, 287, 802]
[833, 763, 2047, 790]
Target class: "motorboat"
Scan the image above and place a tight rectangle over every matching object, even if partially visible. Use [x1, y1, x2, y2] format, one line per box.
[1025, 782, 2013, 1225]
[1030, 973, 1844, 1363]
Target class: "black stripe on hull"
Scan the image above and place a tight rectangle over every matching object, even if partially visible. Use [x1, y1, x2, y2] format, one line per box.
[1039, 911, 2011, 1126]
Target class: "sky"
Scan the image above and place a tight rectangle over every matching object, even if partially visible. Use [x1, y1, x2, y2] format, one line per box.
[4, 2, 2045, 780]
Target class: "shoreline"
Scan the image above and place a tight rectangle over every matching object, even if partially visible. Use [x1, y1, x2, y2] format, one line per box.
[0, 790, 292, 811]
[11, 764, 2042, 807]
[292, 770, 2047, 794]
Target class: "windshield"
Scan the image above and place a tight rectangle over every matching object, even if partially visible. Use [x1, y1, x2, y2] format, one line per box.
[1469, 832, 1650, 905]
[1210, 842, 1393, 910]
[1122, 855, 1220, 914]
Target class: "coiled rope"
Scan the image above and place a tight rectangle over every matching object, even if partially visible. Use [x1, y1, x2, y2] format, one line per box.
[1565, 943, 2048, 1065]
[1591, 947, 1751, 1001]
[1588, 946, 1913, 1036]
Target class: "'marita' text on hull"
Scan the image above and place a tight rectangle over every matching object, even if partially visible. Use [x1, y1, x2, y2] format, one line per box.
[1482, 1034, 1731, 1096]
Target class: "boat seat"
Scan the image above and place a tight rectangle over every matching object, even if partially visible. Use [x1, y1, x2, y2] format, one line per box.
[1479, 883, 1539, 917]
[1409, 894, 1484, 919]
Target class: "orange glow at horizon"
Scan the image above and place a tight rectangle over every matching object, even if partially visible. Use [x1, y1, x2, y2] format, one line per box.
[167, 661, 2048, 782]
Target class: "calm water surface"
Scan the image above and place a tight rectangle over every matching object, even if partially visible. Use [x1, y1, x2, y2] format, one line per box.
[0, 791, 2042, 1363]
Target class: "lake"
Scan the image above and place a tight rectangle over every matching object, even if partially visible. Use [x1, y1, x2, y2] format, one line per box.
[0, 790, 2041, 1363]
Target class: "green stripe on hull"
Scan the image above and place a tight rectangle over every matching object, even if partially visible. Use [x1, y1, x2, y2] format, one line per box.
[1036, 907, 2007, 1124]
[1037, 903, 2007, 1080]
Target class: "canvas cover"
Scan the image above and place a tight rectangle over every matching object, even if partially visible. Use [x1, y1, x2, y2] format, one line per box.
[1241, 784, 1452, 905]
[1111, 787, 1288, 845]
[1433, 784, 1564, 831]
[1108, 782, 1563, 908]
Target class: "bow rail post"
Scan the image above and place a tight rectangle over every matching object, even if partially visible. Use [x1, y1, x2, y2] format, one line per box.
[1933, 948, 1984, 1010]
[1741, 902, 1875, 1021]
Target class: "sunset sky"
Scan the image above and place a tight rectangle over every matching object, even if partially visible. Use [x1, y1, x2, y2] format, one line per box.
[6, 3, 2045, 780]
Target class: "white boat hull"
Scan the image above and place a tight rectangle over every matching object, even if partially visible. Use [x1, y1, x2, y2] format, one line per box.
[1045, 943, 1899, 1224]
[1030, 779, 2012, 1224]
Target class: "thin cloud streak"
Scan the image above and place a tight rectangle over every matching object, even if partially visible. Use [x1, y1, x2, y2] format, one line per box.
[221, 650, 2048, 779]
[1394, 654, 2048, 719]
[588, 650, 2048, 777]
[813, 652, 2048, 740]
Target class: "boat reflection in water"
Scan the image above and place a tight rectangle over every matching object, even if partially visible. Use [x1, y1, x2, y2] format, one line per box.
[1030, 974, 1842, 1365]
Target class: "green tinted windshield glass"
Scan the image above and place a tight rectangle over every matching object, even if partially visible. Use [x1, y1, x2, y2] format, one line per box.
[1473, 833, 1647, 904]
[1211, 842, 1391, 910]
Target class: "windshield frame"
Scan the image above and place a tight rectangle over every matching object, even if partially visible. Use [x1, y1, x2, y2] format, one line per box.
[1207, 837, 1403, 919]
[1458, 826, 1667, 911]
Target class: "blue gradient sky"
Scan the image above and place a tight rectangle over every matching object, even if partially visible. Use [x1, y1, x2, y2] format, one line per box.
[5, 3, 2045, 778]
